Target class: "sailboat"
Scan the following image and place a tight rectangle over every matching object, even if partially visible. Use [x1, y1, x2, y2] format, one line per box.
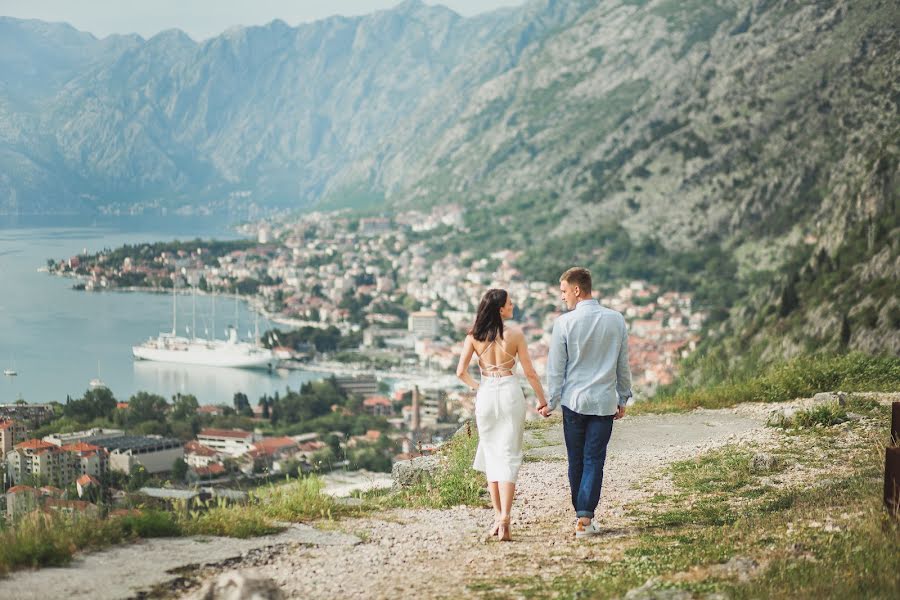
[132, 285, 277, 369]
[3, 356, 17, 376]
[89, 360, 107, 389]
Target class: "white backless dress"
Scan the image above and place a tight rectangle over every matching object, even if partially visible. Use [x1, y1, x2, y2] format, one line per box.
[472, 338, 526, 483]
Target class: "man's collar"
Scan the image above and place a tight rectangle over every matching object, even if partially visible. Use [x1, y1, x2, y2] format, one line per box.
[575, 298, 599, 309]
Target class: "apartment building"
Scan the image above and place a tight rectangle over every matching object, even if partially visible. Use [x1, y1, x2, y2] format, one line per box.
[197, 429, 256, 457]
[0, 417, 27, 459]
[6, 439, 79, 488]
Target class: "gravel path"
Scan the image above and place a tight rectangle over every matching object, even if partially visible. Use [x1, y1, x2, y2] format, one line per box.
[0, 405, 774, 599]
[180, 404, 774, 599]
[2, 524, 360, 600]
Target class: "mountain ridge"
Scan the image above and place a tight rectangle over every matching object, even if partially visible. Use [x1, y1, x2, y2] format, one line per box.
[0, 0, 897, 361]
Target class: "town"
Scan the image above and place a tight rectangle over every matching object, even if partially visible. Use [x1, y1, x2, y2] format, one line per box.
[9, 205, 706, 517]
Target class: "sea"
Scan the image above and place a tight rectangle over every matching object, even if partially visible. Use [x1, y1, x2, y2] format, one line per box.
[0, 214, 325, 407]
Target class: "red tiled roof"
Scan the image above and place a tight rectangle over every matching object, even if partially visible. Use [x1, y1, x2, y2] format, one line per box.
[44, 498, 95, 511]
[15, 439, 56, 451]
[252, 437, 298, 456]
[59, 442, 103, 454]
[116, 402, 129, 409]
[7, 485, 38, 495]
[0, 418, 17, 430]
[197, 405, 223, 414]
[363, 396, 391, 407]
[199, 428, 252, 439]
[39, 486, 64, 497]
[192, 463, 226, 476]
[184, 441, 219, 457]
[77, 474, 100, 487]
[298, 441, 325, 452]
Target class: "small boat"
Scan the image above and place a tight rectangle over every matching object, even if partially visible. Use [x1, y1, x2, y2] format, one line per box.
[89, 360, 107, 389]
[3, 369, 16, 377]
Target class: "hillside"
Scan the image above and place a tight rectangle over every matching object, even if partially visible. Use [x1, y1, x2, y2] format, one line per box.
[1, 0, 897, 362]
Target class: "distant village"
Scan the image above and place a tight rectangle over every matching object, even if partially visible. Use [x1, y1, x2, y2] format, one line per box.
[48, 204, 706, 393]
[16, 204, 706, 517]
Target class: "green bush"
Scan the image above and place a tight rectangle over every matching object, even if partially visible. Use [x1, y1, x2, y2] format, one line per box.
[639, 352, 900, 413]
[181, 501, 280, 539]
[117, 509, 181, 538]
[255, 475, 344, 522]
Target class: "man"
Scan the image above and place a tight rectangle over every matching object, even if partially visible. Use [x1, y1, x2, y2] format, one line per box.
[543, 267, 632, 537]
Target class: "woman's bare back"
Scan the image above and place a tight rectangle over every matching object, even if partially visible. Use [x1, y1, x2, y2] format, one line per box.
[471, 328, 523, 376]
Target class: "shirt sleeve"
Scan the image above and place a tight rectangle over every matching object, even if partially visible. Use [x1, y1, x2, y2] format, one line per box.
[616, 318, 633, 406]
[546, 319, 567, 410]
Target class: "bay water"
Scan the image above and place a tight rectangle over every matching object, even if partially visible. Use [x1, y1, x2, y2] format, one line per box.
[0, 214, 324, 407]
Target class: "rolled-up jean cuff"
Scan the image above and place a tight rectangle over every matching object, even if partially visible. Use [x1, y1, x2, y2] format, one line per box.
[576, 510, 594, 518]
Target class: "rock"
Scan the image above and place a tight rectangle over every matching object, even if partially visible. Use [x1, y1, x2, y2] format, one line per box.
[845, 412, 863, 421]
[391, 454, 441, 489]
[708, 556, 759, 582]
[750, 453, 779, 473]
[767, 407, 797, 426]
[812, 392, 847, 406]
[187, 571, 284, 600]
[623, 578, 692, 600]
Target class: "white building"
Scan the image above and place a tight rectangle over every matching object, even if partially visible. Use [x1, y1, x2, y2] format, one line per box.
[44, 428, 124, 447]
[197, 429, 257, 457]
[98, 436, 184, 475]
[408, 310, 440, 339]
[184, 440, 222, 468]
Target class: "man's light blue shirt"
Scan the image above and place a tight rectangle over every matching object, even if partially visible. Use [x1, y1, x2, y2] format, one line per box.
[546, 299, 633, 416]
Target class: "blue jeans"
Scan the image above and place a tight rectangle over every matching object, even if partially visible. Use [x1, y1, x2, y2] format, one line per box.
[562, 406, 614, 519]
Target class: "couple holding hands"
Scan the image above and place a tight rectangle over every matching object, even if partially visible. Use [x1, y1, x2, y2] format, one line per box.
[456, 267, 632, 541]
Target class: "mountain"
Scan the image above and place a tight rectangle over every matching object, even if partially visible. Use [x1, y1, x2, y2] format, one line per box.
[0, 0, 897, 361]
[0, 1, 590, 213]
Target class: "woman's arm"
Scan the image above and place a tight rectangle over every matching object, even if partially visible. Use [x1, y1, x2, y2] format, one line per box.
[456, 335, 479, 392]
[515, 329, 547, 409]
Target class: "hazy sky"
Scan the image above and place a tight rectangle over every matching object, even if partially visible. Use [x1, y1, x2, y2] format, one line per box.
[0, 1, 527, 40]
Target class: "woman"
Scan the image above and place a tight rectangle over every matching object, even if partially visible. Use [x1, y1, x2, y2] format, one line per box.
[456, 288, 548, 541]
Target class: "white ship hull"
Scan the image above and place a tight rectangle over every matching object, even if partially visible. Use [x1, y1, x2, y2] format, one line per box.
[132, 338, 277, 369]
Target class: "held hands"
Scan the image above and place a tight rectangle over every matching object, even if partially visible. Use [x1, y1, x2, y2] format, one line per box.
[537, 403, 552, 418]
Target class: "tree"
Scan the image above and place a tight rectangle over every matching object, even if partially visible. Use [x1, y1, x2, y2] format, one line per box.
[128, 391, 169, 425]
[172, 458, 188, 483]
[259, 396, 270, 419]
[64, 387, 117, 423]
[778, 275, 800, 318]
[171, 393, 200, 421]
[233, 392, 252, 417]
[126, 465, 150, 492]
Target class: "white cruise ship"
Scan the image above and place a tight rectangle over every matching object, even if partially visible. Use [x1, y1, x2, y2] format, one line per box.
[133, 327, 276, 369]
[132, 288, 277, 370]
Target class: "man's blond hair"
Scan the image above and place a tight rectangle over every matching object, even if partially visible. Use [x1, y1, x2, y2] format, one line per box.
[560, 267, 592, 295]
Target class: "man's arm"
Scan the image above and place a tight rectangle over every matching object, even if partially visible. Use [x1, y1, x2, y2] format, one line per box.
[616, 317, 633, 407]
[545, 320, 567, 411]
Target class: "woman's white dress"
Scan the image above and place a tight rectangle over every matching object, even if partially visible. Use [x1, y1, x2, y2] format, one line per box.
[472, 340, 526, 483]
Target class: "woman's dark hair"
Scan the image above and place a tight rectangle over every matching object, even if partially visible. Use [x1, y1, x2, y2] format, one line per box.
[469, 288, 508, 342]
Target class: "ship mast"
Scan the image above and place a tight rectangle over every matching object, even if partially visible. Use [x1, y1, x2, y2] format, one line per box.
[172, 279, 177, 336]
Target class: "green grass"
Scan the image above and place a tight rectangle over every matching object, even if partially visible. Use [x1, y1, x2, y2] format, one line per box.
[770, 395, 886, 430]
[255, 475, 349, 522]
[366, 425, 487, 510]
[0, 474, 350, 577]
[468, 404, 898, 598]
[0, 510, 178, 575]
[634, 352, 900, 414]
